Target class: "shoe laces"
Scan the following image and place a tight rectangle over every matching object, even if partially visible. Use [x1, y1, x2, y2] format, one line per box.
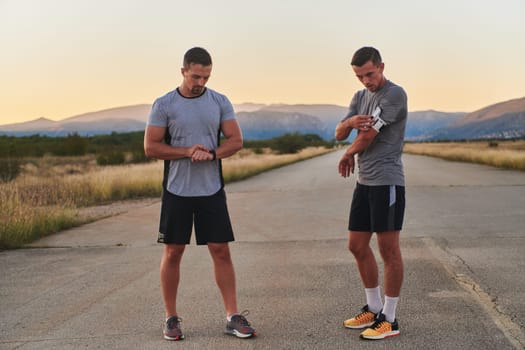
[355, 310, 373, 321]
[233, 310, 251, 326]
[370, 316, 390, 331]
[372, 320, 390, 331]
[166, 316, 182, 329]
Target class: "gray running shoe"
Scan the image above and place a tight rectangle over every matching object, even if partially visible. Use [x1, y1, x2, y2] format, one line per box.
[163, 316, 184, 341]
[225, 311, 256, 338]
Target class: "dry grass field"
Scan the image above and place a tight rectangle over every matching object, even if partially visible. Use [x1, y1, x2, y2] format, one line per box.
[403, 140, 525, 171]
[0, 147, 333, 249]
[4, 140, 523, 249]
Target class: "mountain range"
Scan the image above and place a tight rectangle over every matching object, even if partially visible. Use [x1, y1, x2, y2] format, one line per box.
[1, 97, 524, 141]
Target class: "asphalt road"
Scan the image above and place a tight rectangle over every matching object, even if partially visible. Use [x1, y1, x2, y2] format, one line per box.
[1, 150, 524, 350]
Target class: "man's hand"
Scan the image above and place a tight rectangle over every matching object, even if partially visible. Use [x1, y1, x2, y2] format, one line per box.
[335, 114, 374, 140]
[188, 144, 211, 162]
[338, 151, 355, 178]
[349, 114, 374, 131]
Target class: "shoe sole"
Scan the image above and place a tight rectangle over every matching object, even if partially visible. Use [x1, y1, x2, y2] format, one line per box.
[225, 329, 256, 338]
[360, 330, 400, 340]
[164, 334, 185, 341]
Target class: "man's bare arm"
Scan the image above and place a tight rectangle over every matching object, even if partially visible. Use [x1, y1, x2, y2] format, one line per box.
[215, 119, 243, 158]
[190, 119, 243, 162]
[144, 125, 207, 160]
[335, 114, 374, 141]
[338, 128, 378, 177]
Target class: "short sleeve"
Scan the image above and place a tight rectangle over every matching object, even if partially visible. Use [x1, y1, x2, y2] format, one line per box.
[147, 99, 168, 127]
[219, 95, 235, 123]
[341, 93, 359, 122]
[378, 86, 407, 124]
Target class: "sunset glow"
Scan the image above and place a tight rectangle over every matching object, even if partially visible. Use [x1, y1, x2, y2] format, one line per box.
[1, 0, 524, 124]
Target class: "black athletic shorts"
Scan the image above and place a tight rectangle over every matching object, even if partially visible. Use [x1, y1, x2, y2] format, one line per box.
[158, 188, 235, 245]
[348, 183, 405, 233]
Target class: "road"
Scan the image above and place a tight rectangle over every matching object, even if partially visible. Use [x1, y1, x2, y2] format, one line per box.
[1, 151, 524, 350]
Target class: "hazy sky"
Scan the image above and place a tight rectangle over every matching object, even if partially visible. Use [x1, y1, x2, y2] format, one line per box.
[1, 0, 524, 124]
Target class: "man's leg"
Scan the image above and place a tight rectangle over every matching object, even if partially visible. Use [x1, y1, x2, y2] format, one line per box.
[377, 230, 403, 298]
[160, 244, 186, 318]
[358, 230, 403, 339]
[348, 231, 378, 289]
[208, 242, 256, 338]
[344, 230, 383, 329]
[377, 230, 403, 323]
[349, 231, 383, 312]
[207, 242, 238, 315]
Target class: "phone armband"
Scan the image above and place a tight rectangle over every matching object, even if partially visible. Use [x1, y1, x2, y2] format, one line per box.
[371, 106, 386, 132]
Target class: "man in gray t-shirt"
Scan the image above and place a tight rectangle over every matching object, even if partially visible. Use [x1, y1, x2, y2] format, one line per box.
[144, 47, 255, 341]
[148, 80, 235, 196]
[335, 47, 407, 340]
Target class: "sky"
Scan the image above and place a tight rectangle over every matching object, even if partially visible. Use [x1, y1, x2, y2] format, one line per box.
[1, 0, 524, 124]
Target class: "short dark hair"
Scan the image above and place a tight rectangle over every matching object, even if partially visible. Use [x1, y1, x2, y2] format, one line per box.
[351, 47, 382, 67]
[183, 47, 212, 68]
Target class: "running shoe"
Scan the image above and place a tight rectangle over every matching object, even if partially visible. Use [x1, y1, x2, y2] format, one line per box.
[163, 315, 184, 341]
[343, 305, 377, 329]
[360, 313, 400, 340]
[225, 311, 256, 338]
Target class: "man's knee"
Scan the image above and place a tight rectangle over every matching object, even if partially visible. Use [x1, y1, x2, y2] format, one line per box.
[377, 231, 401, 261]
[348, 231, 372, 259]
[163, 244, 185, 262]
[379, 245, 402, 263]
[208, 243, 231, 261]
[378, 240, 402, 265]
[348, 240, 362, 256]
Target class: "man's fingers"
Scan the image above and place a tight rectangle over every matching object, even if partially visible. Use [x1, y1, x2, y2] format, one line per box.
[191, 149, 213, 162]
[338, 160, 349, 178]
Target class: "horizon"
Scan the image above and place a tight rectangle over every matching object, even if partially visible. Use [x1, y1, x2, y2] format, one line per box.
[1, 0, 524, 124]
[0, 99, 498, 127]
[2, 96, 525, 127]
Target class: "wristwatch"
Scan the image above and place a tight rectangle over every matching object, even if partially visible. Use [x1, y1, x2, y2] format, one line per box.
[209, 149, 216, 161]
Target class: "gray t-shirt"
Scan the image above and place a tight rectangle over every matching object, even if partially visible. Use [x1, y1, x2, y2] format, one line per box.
[147, 87, 236, 196]
[342, 80, 408, 186]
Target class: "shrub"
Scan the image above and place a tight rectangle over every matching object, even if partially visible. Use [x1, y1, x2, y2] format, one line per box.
[54, 133, 88, 156]
[270, 133, 307, 154]
[96, 151, 125, 165]
[0, 158, 21, 182]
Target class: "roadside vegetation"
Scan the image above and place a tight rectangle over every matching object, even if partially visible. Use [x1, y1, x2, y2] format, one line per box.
[0, 132, 334, 249]
[403, 139, 525, 171]
[4, 131, 522, 250]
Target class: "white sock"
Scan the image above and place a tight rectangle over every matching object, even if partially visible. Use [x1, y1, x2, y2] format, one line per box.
[382, 295, 399, 322]
[365, 286, 383, 313]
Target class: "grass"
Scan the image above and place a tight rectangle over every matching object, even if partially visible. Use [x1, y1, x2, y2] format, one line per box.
[0, 147, 333, 249]
[403, 140, 525, 171]
[222, 146, 333, 182]
[6, 140, 521, 249]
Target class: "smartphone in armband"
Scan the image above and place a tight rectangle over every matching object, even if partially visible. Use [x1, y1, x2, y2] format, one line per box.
[371, 106, 386, 132]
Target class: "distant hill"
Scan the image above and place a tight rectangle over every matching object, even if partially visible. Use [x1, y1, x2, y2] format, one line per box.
[425, 111, 525, 140]
[1, 97, 523, 140]
[456, 97, 525, 125]
[0, 103, 346, 139]
[236, 110, 330, 140]
[234, 104, 348, 140]
[423, 97, 525, 140]
[234, 103, 267, 112]
[0, 105, 150, 137]
[64, 104, 151, 123]
[405, 110, 465, 141]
